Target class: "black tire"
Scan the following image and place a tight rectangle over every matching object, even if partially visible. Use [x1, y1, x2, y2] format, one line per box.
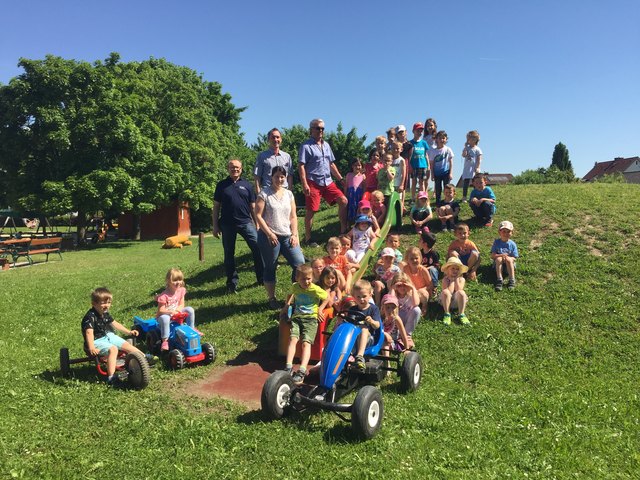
[351, 386, 384, 440]
[399, 351, 423, 393]
[261, 371, 295, 420]
[169, 349, 185, 370]
[202, 343, 216, 365]
[60, 347, 71, 377]
[125, 350, 151, 389]
[146, 330, 160, 355]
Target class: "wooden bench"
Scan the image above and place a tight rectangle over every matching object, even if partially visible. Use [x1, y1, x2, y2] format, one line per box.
[12, 237, 63, 265]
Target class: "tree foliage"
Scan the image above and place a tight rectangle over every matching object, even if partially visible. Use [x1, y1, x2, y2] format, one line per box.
[551, 142, 573, 172]
[513, 166, 577, 185]
[0, 53, 246, 239]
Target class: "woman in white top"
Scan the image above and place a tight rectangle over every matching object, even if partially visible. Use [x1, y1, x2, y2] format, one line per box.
[255, 166, 306, 309]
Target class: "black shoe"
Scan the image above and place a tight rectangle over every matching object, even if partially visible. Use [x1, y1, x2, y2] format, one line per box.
[495, 279, 503, 292]
[268, 297, 280, 309]
[303, 238, 319, 248]
[226, 285, 238, 294]
[292, 370, 306, 384]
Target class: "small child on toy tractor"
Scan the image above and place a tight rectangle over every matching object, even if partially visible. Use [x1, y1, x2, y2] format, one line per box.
[81, 287, 147, 385]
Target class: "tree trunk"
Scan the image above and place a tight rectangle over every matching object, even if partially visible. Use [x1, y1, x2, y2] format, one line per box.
[76, 211, 87, 245]
[133, 213, 141, 240]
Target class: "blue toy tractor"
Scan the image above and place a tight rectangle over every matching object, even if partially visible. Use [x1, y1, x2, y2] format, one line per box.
[132, 312, 216, 369]
[261, 309, 423, 440]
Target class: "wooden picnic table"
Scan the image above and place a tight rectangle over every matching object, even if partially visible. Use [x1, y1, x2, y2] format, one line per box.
[0, 237, 32, 266]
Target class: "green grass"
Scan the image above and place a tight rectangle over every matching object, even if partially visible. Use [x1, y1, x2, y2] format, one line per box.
[1, 183, 639, 479]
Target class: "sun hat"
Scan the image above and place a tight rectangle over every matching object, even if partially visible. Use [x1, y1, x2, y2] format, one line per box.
[355, 214, 372, 225]
[358, 199, 371, 209]
[395, 124, 406, 133]
[498, 220, 514, 231]
[412, 122, 424, 131]
[441, 256, 469, 274]
[381, 247, 396, 257]
[417, 191, 428, 199]
[381, 294, 398, 306]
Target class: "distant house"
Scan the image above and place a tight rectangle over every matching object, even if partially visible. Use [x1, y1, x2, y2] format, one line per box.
[118, 200, 191, 240]
[582, 157, 640, 183]
[455, 173, 514, 188]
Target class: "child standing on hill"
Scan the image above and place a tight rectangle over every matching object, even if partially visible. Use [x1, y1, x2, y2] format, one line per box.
[461, 131, 483, 202]
[282, 264, 329, 383]
[377, 153, 396, 204]
[437, 184, 460, 232]
[428, 130, 455, 206]
[409, 122, 430, 202]
[364, 149, 382, 192]
[491, 220, 519, 291]
[344, 158, 366, 223]
[410, 191, 433, 234]
[390, 141, 407, 213]
[439, 257, 469, 325]
[423, 118, 438, 149]
[157, 268, 199, 351]
[447, 222, 480, 281]
[469, 173, 496, 227]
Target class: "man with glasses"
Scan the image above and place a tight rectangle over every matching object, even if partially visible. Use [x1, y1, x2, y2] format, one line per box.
[254, 127, 293, 192]
[212, 159, 264, 293]
[298, 118, 348, 247]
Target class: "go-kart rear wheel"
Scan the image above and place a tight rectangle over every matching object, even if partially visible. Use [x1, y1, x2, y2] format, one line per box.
[261, 371, 295, 420]
[146, 330, 160, 355]
[202, 343, 216, 365]
[169, 349, 185, 370]
[351, 386, 383, 440]
[60, 347, 71, 377]
[125, 350, 151, 389]
[399, 351, 423, 393]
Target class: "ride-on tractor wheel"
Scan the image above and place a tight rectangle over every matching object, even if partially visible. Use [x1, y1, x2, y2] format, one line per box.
[352, 386, 384, 440]
[399, 351, 423, 393]
[125, 350, 150, 389]
[169, 349, 185, 370]
[202, 343, 216, 365]
[146, 330, 160, 355]
[60, 347, 71, 378]
[261, 371, 295, 420]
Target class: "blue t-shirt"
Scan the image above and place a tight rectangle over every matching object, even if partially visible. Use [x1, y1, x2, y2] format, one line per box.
[428, 146, 454, 177]
[298, 139, 336, 187]
[409, 139, 429, 169]
[491, 239, 519, 258]
[470, 186, 497, 214]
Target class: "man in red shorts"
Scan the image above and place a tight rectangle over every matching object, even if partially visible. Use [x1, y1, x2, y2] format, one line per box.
[298, 118, 348, 247]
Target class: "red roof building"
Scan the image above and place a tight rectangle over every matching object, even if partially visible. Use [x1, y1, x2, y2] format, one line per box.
[582, 157, 640, 183]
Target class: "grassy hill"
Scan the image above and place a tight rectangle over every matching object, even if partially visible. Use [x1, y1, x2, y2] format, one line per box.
[1, 183, 638, 479]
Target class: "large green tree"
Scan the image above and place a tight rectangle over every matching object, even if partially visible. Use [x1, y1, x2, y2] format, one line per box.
[0, 53, 246, 240]
[551, 142, 573, 172]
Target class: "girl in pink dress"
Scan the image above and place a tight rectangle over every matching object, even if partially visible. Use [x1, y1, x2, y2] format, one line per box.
[156, 268, 200, 351]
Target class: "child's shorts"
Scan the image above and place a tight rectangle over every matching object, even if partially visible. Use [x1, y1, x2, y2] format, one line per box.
[93, 332, 126, 356]
[459, 251, 478, 266]
[411, 168, 427, 180]
[290, 316, 319, 344]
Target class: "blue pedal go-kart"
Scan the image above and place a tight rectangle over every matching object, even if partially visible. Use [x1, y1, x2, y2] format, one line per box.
[132, 312, 216, 370]
[261, 309, 423, 439]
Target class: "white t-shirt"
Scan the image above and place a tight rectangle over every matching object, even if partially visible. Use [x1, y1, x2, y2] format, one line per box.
[462, 145, 483, 180]
[258, 186, 293, 236]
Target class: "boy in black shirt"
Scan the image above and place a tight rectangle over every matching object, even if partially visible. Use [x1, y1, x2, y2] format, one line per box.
[349, 280, 381, 370]
[81, 287, 143, 384]
[420, 231, 441, 296]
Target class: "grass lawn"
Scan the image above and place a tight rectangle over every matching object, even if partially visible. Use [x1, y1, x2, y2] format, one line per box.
[1, 183, 639, 479]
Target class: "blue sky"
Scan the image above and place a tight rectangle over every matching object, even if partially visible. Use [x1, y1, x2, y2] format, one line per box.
[2, 0, 638, 177]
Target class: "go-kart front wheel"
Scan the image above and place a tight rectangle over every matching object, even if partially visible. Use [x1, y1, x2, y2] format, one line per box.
[126, 350, 150, 389]
[399, 351, 423, 393]
[352, 386, 384, 440]
[261, 371, 295, 420]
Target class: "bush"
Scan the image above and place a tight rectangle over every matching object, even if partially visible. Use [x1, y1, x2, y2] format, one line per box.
[513, 166, 577, 184]
[592, 172, 627, 183]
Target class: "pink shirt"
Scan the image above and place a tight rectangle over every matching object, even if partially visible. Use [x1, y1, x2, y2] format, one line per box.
[156, 286, 186, 313]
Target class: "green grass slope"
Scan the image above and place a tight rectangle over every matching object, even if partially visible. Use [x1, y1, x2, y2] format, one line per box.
[0, 183, 639, 479]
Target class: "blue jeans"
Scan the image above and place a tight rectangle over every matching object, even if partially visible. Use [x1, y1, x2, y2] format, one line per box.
[158, 306, 195, 339]
[427, 265, 439, 288]
[470, 202, 495, 223]
[258, 230, 305, 283]
[434, 174, 449, 205]
[220, 222, 264, 289]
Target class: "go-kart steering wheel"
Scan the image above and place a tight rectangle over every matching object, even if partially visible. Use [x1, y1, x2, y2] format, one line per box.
[337, 309, 367, 326]
[170, 311, 188, 324]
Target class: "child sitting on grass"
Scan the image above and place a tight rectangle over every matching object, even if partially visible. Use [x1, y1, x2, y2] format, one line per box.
[439, 257, 469, 325]
[381, 294, 410, 353]
[491, 220, 519, 291]
[156, 268, 199, 351]
[469, 173, 496, 227]
[410, 191, 433, 233]
[318, 265, 342, 321]
[402, 247, 433, 314]
[346, 215, 377, 264]
[372, 247, 402, 305]
[447, 222, 480, 281]
[348, 280, 381, 370]
[378, 233, 403, 265]
[339, 234, 360, 273]
[437, 184, 460, 232]
[82, 287, 145, 385]
[281, 264, 329, 384]
[357, 199, 380, 233]
[388, 272, 420, 348]
[419, 231, 440, 295]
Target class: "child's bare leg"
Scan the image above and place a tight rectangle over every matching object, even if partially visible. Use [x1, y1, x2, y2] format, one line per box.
[119, 341, 142, 356]
[506, 257, 516, 280]
[299, 341, 312, 371]
[373, 281, 383, 305]
[417, 288, 429, 313]
[286, 337, 299, 366]
[467, 252, 480, 280]
[440, 289, 452, 313]
[495, 257, 504, 279]
[454, 291, 468, 314]
[355, 329, 370, 357]
[106, 345, 118, 377]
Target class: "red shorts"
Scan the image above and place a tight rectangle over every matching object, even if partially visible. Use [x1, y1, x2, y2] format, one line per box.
[306, 180, 345, 212]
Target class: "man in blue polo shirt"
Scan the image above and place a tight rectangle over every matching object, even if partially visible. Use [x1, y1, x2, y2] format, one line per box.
[253, 127, 293, 193]
[298, 118, 348, 247]
[212, 159, 264, 293]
